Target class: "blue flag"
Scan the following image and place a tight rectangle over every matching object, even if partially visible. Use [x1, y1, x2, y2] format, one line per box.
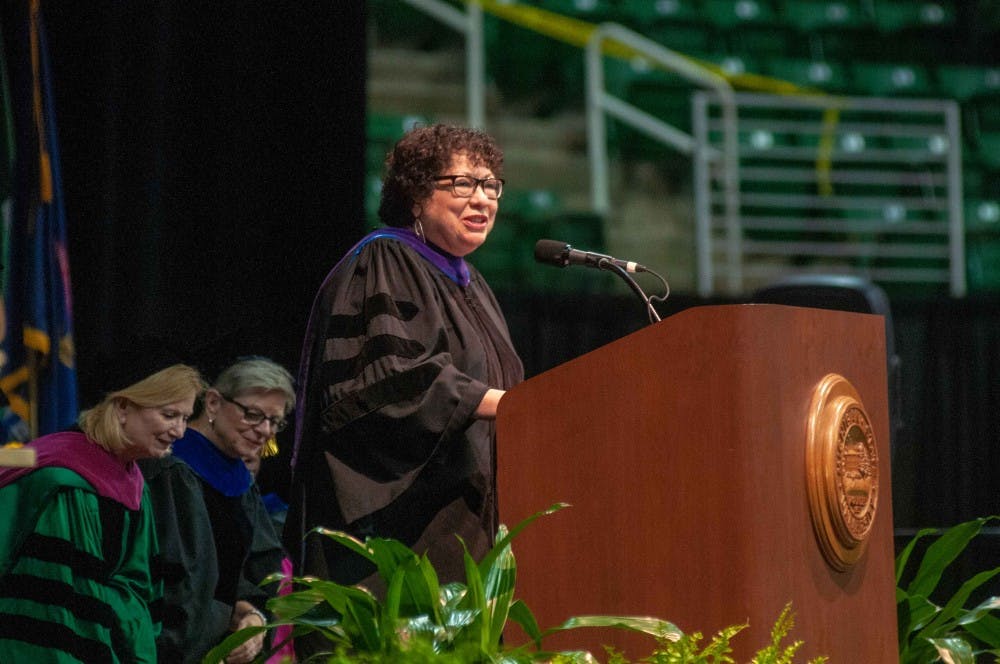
[0, 0, 78, 442]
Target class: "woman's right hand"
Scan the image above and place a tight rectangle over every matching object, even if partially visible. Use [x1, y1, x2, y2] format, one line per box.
[224, 601, 267, 664]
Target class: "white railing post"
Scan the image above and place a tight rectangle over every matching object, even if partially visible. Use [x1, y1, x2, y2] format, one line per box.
[692, 93, 714, 297]
[585, 34, 610, 216]
[583, 23, 736, 281]
[465, 2, 485, 128]
[944, 101, 966, 296]
[402, 0, 485, 128]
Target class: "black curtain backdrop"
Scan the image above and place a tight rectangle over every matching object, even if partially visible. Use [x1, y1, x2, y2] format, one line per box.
[22, 0, 999, 598]
[41, 1, 367, 402]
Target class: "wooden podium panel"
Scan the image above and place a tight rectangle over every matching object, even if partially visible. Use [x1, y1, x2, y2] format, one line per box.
[497, 304, 896, 661]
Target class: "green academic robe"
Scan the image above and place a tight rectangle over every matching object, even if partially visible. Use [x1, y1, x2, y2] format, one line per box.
[0, 466, 160, 662]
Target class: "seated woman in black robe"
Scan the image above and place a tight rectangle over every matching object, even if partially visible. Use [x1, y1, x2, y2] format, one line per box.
[285, 123, 524, 590]
[140, 356, 295, 664]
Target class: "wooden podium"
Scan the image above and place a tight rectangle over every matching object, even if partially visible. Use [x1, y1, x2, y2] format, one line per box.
[497, 304, 897, 661]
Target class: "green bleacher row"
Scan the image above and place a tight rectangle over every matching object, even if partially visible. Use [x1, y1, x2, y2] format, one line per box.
[368, 0, 998, 293]
[373, 0, 987, 52]
[371, 0, 998, 179]
[598, 54, 1000, 184]
[522, 0, 965, 35]
[479, 1, 999, 191]
[485, 0, 993, 88]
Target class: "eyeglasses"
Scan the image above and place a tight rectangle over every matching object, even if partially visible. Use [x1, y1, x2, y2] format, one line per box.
[221, 394, 288, 432]
[432, 175, 504, 200]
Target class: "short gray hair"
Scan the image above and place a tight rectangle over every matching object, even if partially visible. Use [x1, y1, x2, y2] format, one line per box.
[214, 357, 296, 414]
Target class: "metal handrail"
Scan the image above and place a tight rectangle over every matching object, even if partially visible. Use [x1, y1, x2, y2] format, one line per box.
[401, 0, 485, 128]
[391, 7, 743, 262]
[584, 23, 740, 292]
[693, 90, 966, 296]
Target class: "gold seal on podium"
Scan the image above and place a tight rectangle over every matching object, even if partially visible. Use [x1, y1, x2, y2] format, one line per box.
[806, 373, 879, 571]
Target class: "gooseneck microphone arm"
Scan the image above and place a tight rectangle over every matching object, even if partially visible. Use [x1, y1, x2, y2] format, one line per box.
[599, 258, 663, 323]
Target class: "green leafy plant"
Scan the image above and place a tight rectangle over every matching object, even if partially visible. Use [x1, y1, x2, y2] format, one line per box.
[896, 515, 1000, 663]
[594, 603, 826, 664]
[202, 503, 821, 663]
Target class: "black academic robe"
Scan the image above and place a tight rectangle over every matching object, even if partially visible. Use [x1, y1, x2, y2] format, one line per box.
[285, 231, 523, 587]
[140, 438, 286, 664]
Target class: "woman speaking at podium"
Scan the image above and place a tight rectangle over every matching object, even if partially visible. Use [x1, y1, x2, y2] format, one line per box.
[285, 123, 523, 591]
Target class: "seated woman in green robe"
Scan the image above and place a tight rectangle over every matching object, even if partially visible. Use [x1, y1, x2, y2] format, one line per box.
[0, 362, 205, 663]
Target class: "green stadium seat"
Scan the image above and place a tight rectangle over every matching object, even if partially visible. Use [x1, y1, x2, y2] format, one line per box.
[702, 0, 778, 29]
[936, 65, 1000, 102]
[764, 56, 851, 93]
[966, 241, 1000, 292]
[702, 0, 794, 56]
[619, 0, 712, 54]
[869, 0, 956, 32]
[884, 131, 952, 164]
[618, 0, 704, 29]
[964, 94, 1000, 133]
[963, 163, 986, 198]
[707, 119, 799, 155]
[697, 51, 762, 79]
[780, 0, 873, 32]
[778, 0, 879, 60]
[966, 198, 1000, 231]
[501, 188, 564, 223]
[971, 132, 1000, 173]
[964, 198, 1000, 292]
[849, 61, 936, 97]
[798, 126, 882, 157]
[963, 95, 1000, 171]
[642, 24, 713, 55]
[867, 1, 958, 62]
[540, 0, 620, 23]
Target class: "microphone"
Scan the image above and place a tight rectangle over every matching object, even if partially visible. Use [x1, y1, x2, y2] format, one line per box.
[533, 238, 647, 274]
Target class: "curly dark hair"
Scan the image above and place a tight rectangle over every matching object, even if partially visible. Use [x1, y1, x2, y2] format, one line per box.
[378, 123, 504, 228]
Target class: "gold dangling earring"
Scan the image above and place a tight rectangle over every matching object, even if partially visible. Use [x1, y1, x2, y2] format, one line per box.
[414, 219, 426, 243]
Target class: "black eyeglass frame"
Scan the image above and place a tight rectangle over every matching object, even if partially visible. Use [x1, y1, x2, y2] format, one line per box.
[221, 394, 288, 432]
[431, 174, 505, 200]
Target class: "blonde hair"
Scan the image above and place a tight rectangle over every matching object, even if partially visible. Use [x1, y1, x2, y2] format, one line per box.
[78, 364, 206, 453]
